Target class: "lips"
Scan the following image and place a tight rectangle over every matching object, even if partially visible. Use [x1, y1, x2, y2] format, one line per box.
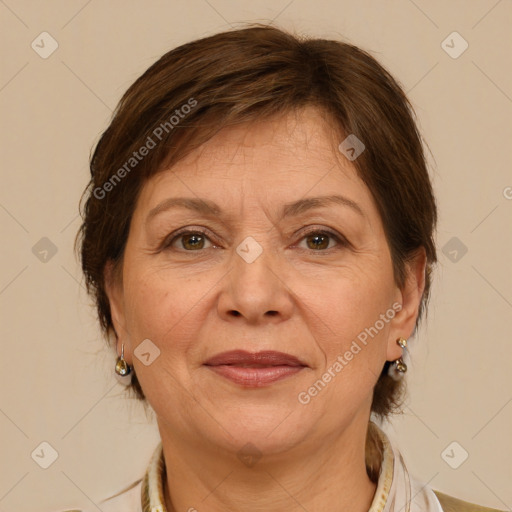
[203, 350, 307, 368]
[203, 350, 307, 387]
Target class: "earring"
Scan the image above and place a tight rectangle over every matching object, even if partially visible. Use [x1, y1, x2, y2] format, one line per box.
[397, 337, 407, 349]
[115, 343, 132, 385]
[388, 337, 408, 380]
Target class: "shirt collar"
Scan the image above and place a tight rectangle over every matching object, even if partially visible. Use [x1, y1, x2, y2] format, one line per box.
[141, 422, 394, 512]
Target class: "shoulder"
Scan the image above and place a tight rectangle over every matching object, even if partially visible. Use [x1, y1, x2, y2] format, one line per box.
[55, 479, 143, 512]
[99, 479, 142, 512]
[434, 490, 507, 512]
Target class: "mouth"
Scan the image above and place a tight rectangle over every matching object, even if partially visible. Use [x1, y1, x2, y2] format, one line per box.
[203, 350, 308, 387]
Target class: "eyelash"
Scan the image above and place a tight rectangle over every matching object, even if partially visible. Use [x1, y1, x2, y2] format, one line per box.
[162, 226, 348, 253]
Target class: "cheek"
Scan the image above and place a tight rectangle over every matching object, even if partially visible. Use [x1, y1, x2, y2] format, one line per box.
[304, 286, 393, 416]
[123, 269, 208, 354]
[319, 265, 394, 335]
[122, 271, 209, 409]
[309, 266, 394, 389]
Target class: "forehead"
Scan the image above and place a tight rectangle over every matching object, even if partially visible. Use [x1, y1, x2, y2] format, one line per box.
[169, 107, 351, 178]
[136, 107, 378, 224]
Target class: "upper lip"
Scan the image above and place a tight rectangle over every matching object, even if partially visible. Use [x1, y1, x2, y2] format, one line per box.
[204, 350, 307, 367]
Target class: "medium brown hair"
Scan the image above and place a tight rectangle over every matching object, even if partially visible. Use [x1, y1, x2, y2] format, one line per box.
[76, 24, 437, 433]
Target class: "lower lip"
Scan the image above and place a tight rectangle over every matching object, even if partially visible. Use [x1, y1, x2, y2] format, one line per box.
[205, 365, 305, 387]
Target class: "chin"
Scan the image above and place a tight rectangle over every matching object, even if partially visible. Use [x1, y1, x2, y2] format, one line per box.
[201, 404, 313, 457]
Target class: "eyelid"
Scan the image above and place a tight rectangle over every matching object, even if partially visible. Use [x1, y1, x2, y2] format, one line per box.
[161, 224, 349, 252]
[162, 226, 217, 250]
[293, 225, 348, 250]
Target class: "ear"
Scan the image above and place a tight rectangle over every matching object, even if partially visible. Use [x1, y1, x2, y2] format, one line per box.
[386, 247, 427, 362]
[104, 260, 132, 364]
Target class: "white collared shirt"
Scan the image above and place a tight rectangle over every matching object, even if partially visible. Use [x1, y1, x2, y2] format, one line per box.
[96, 422, 443, 512]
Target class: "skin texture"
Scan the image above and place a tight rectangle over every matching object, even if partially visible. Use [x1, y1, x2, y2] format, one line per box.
[105, 107, 426, 512]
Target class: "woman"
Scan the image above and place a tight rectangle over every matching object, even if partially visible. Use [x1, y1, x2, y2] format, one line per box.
[72, 24, 503, 512]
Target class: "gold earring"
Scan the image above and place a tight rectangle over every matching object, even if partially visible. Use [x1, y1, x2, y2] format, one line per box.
[388, 337, 408, 380]
[394, 337, 407, 373]
[115, 343, 131, 377]
[394, 358, 407, 373]
[397, 337, 407, 349]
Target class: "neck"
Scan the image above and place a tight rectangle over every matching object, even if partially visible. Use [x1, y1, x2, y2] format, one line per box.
[158, 418, 379, 512]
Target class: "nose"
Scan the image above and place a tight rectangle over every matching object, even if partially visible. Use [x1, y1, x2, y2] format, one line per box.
[217, 238, 294, 325]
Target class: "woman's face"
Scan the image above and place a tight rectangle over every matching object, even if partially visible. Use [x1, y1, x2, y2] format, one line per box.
[106, 107, 423, 457]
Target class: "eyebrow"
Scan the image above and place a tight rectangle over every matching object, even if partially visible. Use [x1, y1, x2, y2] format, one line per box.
[146, 194, 365, 225]
[282, 195, 365, 219]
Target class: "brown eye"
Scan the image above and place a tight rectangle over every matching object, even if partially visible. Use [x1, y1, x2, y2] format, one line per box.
[181, 233, 207, 250]
[165, 230, 213, 251]
[297, 229, 345, 251]
[306, 233, 330, 250]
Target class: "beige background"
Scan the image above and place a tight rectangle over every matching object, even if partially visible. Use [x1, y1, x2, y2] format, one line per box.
[1, 1, 511, 511]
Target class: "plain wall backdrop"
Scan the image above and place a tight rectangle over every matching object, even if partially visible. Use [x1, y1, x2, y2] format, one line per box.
[1, 1, 511, 511]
